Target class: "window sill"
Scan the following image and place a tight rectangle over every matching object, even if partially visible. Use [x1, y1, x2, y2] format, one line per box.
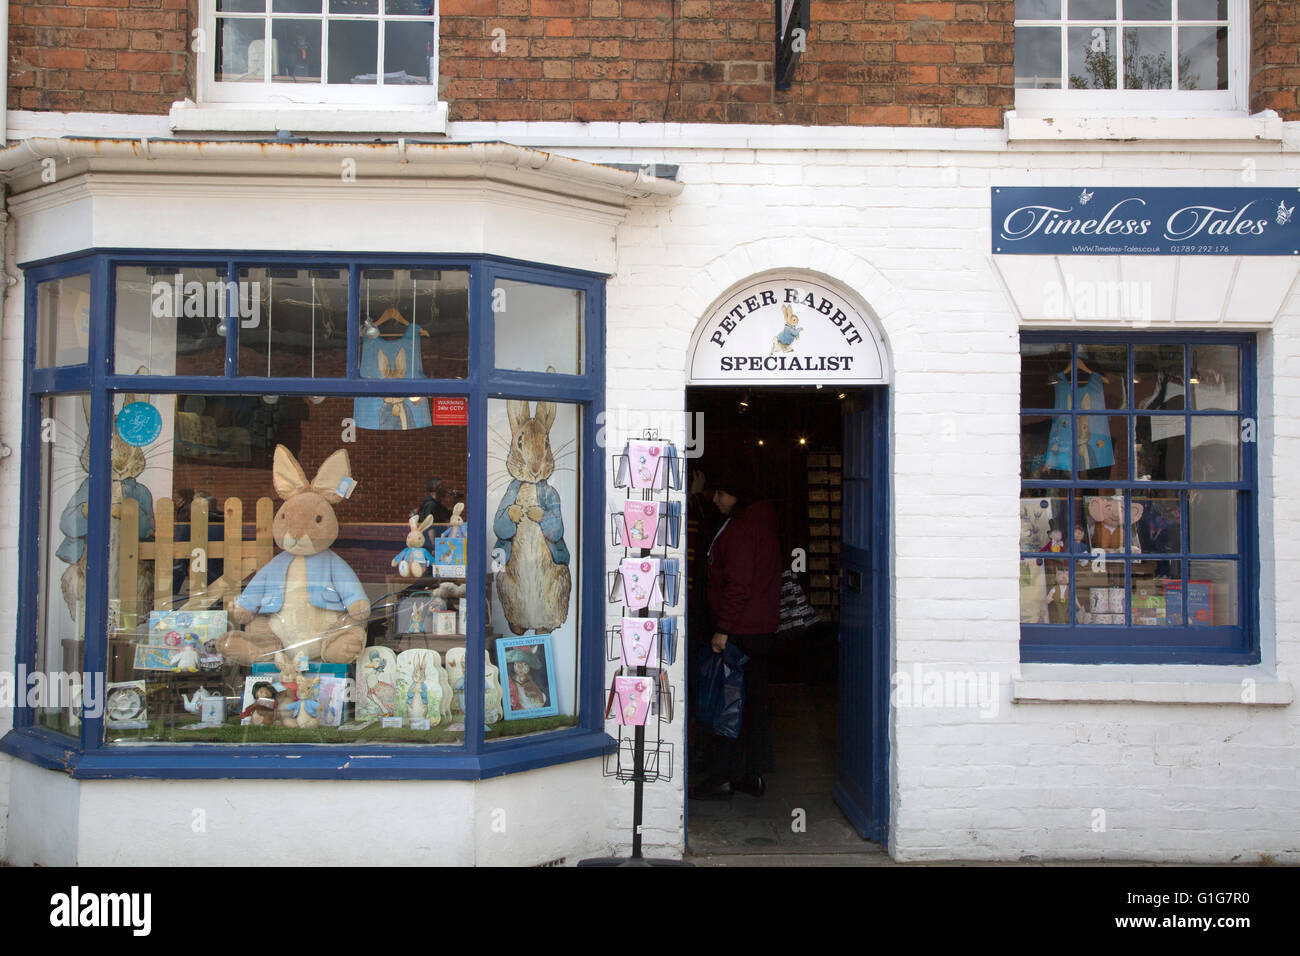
[1005, 109, 1283, 144]
[1013, 664, 1293, 706]
[168, 99, 449, 135]
[0, 725, 612, 779]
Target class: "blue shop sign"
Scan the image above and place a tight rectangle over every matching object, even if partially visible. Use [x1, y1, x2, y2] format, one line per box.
[991, 187, 1300, 256]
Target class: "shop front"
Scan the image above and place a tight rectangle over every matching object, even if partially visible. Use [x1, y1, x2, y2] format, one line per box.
[2, 128, 1298, 865]
[0, 140, 683, 866]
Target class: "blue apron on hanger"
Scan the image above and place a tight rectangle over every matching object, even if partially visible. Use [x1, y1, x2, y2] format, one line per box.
[355, 327, 431, 430]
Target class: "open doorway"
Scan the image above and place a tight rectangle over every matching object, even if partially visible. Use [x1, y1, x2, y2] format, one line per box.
[684, 385, 884, 855]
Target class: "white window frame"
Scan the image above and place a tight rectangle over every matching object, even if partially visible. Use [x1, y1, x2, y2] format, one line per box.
[1013, 0, 1248, 115]
[196, 0, 442, 107]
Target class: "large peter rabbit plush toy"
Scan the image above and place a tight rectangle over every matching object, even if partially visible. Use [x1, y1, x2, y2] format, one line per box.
[218, 446, 370, 666]
[492, 400, 571, 635]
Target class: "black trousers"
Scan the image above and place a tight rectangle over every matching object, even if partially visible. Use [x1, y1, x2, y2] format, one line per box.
[704, 632, 774, 781]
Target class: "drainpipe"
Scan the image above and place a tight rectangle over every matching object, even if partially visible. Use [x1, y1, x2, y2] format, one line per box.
[1, 0, 8, 147]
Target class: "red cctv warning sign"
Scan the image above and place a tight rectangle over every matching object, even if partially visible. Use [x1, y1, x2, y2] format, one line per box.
[433, 397, 469, 425]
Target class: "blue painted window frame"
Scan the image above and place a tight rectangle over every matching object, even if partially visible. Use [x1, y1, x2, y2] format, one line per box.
[2, 249, 610, 779]
[1019, 331, 1259, 665]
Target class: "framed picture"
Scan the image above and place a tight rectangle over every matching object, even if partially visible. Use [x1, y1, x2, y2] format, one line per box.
[495, 635, 559, 720]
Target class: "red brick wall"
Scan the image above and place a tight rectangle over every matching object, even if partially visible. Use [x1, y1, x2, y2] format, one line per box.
[441, 0, 1015, 126]
[8, 0, 194, 114]
[1250, 0, 1299, 119]
[8, 0, 1300, 125]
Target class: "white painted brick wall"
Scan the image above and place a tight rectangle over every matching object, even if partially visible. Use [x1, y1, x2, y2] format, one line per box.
[592, 134, 1300, 863]
[0, 119, 1295, 865]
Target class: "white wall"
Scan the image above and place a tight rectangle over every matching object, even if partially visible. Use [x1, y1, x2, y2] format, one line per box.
[579, 132, 1300, 862]
[2, 117, 1298, 864]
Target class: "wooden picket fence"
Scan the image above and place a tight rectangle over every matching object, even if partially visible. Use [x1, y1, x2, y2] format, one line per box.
[117, 495, 274, 626]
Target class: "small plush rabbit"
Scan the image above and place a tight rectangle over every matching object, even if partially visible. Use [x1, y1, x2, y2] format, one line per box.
[218, 445, 370, 666]
[491, 401, 572, 635]
[394, 513, 435, 577]
[287, 674, 321, 729]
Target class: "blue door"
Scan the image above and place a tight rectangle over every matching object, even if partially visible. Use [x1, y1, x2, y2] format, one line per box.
[833, 388, 889, 842]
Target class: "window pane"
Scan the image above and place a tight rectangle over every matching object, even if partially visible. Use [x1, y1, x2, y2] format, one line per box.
[1081, 491, 1141, 552]
[273, 0, 322, 11]
[1178, 26, 1228, 90]
[1124, 27, 1174, 89]
[216, 18, 267, 82]
[386, 0, 437, 12]
[1132, 490, 1180, 553]
[327, 19, 378, 84]
[360, 268, 469, 383]
[1132, 559, 1181, 626]
[1190, 344, 1239, 410]
[1077, 559, 1126, 624]
[115, 266, 228, 377]
[271, 19, 322, 82]
[1123, 0, 1170, 19]
[238, 268, 348, 378]
[218, 0, 267, 11]
[1134, 415, 1184, 480]
[493, 280, 584, 376]
[36, 394, 90, 736]
[1070, 0, 1116, 18]
[1076, 344, 1127, 408]
[1016, 0, 1061, 17]
[1190, 416, 1239, 482]
[1021, 414, 1067, 479]
[385, 20, 437, 84]
[1022, 342, 1071, 408]
[103, 393, 469, 745]
[1069, 26, 1117, 89]
[1016, 27, 1063, 88]
[1020, 489, 1069, 552]
[1134, 344, 1183, 408]
[331, 0, 377, 11]
[486, 398, 581, 739]
[1178, 0, 1226, 19]
[37, 274, 91, 368]
[1042, 558, 1076, 623]
[1189, 489, 1235, 554]
[1186, 560, 1236, 625]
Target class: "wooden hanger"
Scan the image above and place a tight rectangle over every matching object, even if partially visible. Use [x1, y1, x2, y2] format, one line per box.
[1060, 356, 1110, 384]
[374, 306, 429, 338]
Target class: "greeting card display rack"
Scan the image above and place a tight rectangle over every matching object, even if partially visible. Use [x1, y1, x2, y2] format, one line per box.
[587, 430, 683, 865]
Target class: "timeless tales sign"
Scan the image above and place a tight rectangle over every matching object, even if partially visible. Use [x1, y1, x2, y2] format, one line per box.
[991, 187, 1300, 256]
[688, 278, 888, 385]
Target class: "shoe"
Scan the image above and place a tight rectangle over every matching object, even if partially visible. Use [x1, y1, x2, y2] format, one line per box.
[690, 777, 734, 801]
[733, 774, 765, 797]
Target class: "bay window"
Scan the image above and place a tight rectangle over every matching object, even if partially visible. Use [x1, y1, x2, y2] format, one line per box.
[6, 252, 606, 777]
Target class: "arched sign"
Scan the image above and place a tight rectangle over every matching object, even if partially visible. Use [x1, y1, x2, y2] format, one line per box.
[688, 276, 889, 385]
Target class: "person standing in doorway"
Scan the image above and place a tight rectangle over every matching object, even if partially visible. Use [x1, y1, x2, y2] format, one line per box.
[692, 463, 782, 800]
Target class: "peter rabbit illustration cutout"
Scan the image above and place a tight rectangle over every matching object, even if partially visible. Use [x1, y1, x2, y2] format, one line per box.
[56, 393, 157, 626]
[355, 646, 399, 721]
[489, 399, 574, 636]
[217, 445, 370, 666]
[396, 648, 444, 725]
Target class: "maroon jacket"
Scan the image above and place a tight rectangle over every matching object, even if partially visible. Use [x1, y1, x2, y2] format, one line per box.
[707, 500, 782, 636]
